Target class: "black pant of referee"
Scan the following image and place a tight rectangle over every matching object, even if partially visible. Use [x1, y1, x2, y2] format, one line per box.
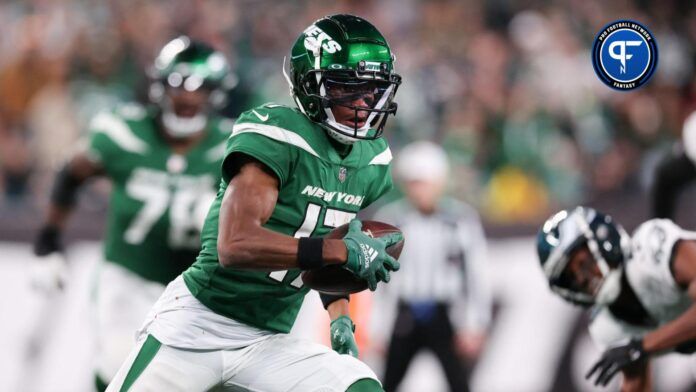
[383, 301, 470, 392]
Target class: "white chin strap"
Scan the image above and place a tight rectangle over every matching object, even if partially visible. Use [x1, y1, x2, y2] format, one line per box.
[594, 268, 622, 305]
[324, 126, 361, 145]
[162, 111, 207, 138]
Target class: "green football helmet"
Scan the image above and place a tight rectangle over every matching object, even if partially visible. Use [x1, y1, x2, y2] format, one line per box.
[149, 36, 236, 137]
[285, 14, 401, 144]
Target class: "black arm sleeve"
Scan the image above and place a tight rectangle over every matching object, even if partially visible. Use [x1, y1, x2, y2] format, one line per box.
[651, 149, 696, 219]
[50, 165, 84, 208]
[319, 293, 350, 309]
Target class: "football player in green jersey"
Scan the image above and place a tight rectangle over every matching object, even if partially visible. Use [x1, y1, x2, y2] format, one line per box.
[107, 15, 402, 392]
[32, 36, 235, 391]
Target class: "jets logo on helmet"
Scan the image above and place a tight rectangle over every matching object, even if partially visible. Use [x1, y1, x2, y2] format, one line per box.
[284, 14, 401, 145]
[303, 25, 342, 54]
[149, 36, 236, 138]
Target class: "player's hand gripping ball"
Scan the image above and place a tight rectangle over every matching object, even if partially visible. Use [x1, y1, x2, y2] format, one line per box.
[301, 220, 404, 294]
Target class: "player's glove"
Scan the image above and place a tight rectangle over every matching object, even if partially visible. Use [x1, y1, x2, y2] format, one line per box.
[330, 315, 359, 358]
[342, 219, 401, 291]
[586, 338, 647, 386]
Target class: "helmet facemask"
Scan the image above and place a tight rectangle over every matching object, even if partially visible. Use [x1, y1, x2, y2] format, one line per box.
[549, 242, 623, 307]
[149, 36, 234, 139]
[295, 67, 400, 145]
[152, 77, 214, 138]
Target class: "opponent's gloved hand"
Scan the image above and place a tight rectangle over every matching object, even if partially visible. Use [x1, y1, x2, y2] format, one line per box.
[33, 225, 63, 256]
[342, 219, 401, 291]
[586, 339, 647, 386]
[330, 315, 359, 358]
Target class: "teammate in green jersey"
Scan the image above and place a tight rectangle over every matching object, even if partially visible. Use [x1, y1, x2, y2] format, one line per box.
[107, 15, 403, 392]
[33, 36, 235, 391]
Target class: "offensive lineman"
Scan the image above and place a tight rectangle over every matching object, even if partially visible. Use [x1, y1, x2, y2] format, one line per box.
[537, 207, 696, 391]
[107, 15, 403, 392]
[33, 37, 235, 390]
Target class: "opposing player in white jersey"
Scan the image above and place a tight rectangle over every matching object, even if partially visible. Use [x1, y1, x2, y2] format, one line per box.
[537, 207, 696, 391]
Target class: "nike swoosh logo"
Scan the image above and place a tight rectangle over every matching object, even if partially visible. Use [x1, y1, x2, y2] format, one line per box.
[251, 110, 269, 122]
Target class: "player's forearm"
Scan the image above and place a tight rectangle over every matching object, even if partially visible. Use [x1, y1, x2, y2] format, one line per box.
[643, 304, 696, 353]
[217, 225, 347, 269]
[42, 163, 89, 229]
[326, 298, 350, 320]
[44, 204, 73, 230]
[621, 362, 651, 392]
[35, 162, 92, 255]
[621, 377, 650, 392]
[42, 155, 101, 229]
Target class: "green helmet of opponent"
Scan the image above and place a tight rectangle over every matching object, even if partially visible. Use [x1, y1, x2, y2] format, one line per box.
[149, 36, 236, 138]
[286, 14, 402, 145]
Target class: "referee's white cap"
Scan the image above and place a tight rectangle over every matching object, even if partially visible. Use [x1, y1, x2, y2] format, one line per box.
[395, 140, 449, 182]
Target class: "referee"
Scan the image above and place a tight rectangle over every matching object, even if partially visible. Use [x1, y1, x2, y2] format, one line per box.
[372, 141, 492, 392]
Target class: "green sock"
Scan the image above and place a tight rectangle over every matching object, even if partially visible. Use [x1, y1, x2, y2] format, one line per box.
[346, 378, 384, 392]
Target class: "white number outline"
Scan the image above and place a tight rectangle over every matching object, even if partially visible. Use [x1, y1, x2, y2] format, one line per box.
[268, 203, 356, 288]
[123, 173, 214, 248]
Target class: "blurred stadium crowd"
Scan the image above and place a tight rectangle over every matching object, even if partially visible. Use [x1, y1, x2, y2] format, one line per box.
[2, 0, 696, 232]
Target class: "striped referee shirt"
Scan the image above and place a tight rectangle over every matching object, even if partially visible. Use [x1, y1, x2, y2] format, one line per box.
[372, 197, 492, 335]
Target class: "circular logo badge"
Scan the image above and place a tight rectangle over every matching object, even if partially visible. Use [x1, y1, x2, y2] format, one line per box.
[592, 20, 658, 90]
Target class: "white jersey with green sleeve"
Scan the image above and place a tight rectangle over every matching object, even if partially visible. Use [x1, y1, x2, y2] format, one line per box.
[183, 103, 394, 333]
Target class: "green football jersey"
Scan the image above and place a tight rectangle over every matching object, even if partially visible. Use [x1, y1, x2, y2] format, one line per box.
[183, 103, 393, 333]
[86, 103, 232, 284]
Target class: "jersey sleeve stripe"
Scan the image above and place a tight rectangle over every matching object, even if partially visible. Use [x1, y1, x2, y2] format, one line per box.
[232, 123, 320, 158]
[90, 112, 149, 154]
[369, 146, 392, 165]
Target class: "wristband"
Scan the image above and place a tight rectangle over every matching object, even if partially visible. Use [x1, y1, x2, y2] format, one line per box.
[320, 293, 349, 309]
[297, 237, 324, 270]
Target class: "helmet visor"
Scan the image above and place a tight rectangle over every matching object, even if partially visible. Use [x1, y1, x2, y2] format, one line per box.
[318, 73, 398, 139]
[324, 77, 390, 108]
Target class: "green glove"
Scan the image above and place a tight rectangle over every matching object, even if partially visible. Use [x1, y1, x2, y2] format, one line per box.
[330, 315, 359, 357]
[342, 219, 402, 291]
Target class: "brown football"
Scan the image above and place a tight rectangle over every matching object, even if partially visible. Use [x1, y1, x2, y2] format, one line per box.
[301, 220, 404, 294]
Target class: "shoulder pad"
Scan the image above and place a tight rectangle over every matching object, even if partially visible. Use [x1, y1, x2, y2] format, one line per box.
[631, 219, 686, 264]
[232, 104, 321, 158]
[215, 117, 236, 134]
[367, 141, 392, 166]
[88, 110, 149, 154]
[114, 102, 148, 121]
[236, 103, 305, 128]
